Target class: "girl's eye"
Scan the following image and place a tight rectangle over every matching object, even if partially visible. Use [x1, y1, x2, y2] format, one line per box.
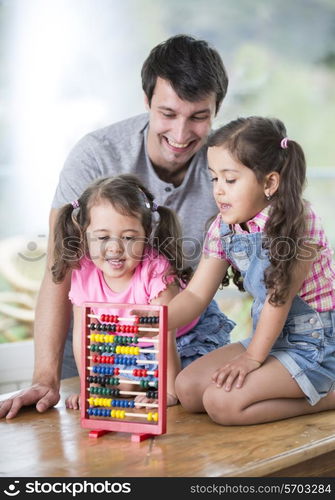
[210, 177, 218, 183]
[97, 236, 109, 241]
[226, 179, 236, 184]
[122, 236, 134, 241]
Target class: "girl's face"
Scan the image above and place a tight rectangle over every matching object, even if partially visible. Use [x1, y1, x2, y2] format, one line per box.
[207, 146, 269, 225]
[86, 201, 146, 292]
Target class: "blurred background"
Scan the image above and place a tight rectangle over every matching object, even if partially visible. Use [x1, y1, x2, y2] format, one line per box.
[0, 0, 334, 391]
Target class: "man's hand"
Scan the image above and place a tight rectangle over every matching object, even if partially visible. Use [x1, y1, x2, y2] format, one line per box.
[0, 383, 60, 419]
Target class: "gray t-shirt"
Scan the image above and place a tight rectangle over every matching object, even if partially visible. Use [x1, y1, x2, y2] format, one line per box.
[52, 113, 218, 268]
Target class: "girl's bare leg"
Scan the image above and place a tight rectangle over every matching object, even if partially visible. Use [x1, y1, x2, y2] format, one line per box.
[175, 343, 246, 412]
[202, 355, 335, 425]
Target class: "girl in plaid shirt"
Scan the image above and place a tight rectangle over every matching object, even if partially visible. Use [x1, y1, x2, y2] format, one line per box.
[167, 116, 335, 425]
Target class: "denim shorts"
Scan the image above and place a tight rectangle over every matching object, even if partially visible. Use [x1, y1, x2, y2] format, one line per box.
[117, 299, 235, 379]
[241, 309, 335, 405]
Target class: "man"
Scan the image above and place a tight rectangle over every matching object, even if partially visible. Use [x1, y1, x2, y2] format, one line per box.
[0, 34, 231, 418]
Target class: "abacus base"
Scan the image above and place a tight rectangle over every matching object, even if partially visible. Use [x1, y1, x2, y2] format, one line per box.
[131, 433, 154, 443]
[88, 429, 154, 442]
[89, 429, 111, 439]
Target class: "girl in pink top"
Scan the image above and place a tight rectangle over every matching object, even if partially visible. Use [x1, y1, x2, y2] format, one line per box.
[52, 174, 233, 409]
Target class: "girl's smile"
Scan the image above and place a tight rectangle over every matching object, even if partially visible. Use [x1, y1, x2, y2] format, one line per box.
[86, 201, 146, 292]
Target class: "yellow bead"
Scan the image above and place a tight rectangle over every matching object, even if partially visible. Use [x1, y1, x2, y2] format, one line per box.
[134, 347, 140, 355]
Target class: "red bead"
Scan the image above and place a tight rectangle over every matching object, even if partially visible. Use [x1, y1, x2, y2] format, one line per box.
[101, 314, 106, 322]
[134, 316, 139, 324]
[114, 367, 120, 375]
[154, 369, 158, 378]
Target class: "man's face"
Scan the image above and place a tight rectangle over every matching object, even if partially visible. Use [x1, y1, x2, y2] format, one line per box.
[146, 77, 216, 171]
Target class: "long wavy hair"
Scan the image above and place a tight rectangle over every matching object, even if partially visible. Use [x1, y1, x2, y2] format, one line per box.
[208, 116, 307, 306]
[52, 174, 192, 286]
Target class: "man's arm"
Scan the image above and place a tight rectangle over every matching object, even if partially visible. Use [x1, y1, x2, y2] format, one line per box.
[0, 209, 72, 418]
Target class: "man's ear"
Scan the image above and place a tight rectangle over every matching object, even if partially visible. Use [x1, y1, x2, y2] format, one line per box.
[264, 171, 280, 198]
[143, 93, 150, 111]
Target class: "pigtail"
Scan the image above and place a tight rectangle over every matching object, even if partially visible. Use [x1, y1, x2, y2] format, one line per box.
[152, 206, 193, 285]
[264, 139, 307, 305]
[51, 204, 85, 283]
[127, 176, 193, 286]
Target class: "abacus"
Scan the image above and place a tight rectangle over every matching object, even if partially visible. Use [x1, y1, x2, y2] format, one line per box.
[81, 302, 167, 442]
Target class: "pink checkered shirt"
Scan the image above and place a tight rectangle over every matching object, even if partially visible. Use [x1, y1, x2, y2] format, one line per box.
[203, 204, 335, 312]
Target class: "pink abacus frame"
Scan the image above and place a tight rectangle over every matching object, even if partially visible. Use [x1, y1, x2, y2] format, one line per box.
[80, 302, 167, 441]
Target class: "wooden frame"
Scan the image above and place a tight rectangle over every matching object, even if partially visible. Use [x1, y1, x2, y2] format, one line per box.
[80, 302, 167, 441]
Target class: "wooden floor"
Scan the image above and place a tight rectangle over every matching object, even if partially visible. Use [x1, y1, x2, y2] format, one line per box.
[1, 377, 335, 477]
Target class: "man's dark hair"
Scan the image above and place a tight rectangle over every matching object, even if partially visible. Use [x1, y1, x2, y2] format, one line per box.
[141, 34, 228, 115]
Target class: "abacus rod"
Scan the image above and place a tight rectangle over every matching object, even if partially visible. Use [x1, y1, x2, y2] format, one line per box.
[135, 359, 157, 365]
[86, 396, 158, 408]
[87, 346, 158, 356]
[123, 412, 156, 419]
[87, 366, 155, 377]
[120, 390, 154, 396]
[88, 326, 159, 332]
[86, 365, 157, 376]
[87, 314, 159, 322]
[87, 337, 159, 343]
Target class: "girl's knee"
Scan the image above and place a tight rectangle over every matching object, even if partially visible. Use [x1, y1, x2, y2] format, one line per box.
[175, 370, 203, 412]
[202, 386, 244, 425]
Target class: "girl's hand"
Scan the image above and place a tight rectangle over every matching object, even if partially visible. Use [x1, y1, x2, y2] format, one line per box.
[211, 353, 262, 391]
[65, 393, 81, 410]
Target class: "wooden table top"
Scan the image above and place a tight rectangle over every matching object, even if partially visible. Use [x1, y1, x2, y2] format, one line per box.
[1, 377, 335, 477]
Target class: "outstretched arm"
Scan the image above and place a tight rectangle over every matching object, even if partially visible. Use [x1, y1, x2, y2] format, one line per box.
[167, 255, 229, 331]
[0, 209, 72, 419]
[150, 284, 181, 406]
